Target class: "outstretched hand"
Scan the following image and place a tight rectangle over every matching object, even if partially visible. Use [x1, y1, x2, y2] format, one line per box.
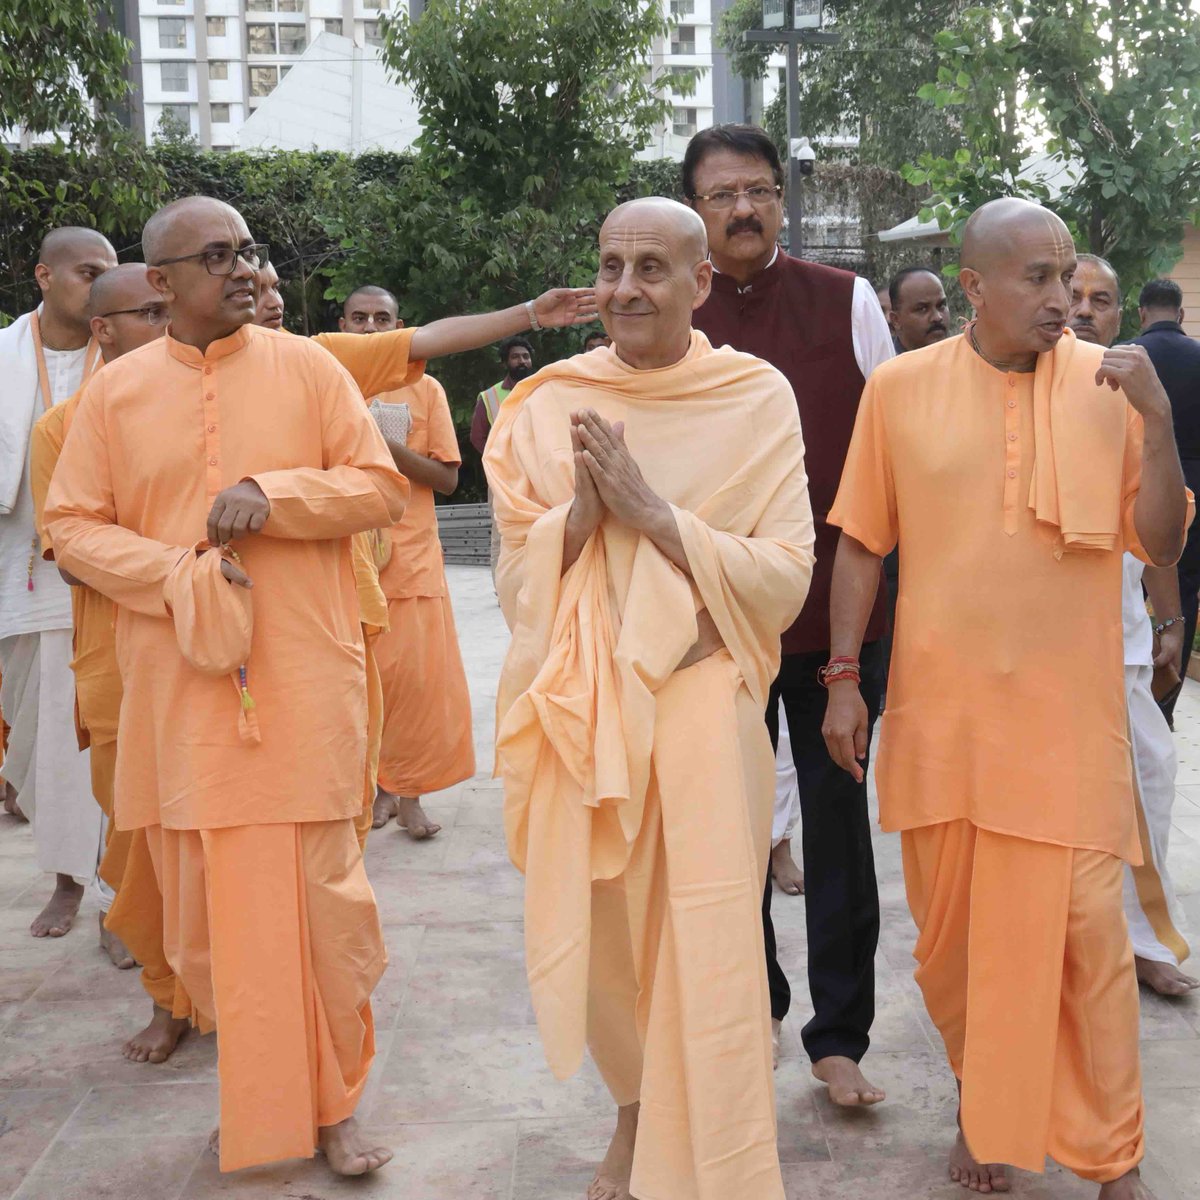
[532, 288, 600, 329]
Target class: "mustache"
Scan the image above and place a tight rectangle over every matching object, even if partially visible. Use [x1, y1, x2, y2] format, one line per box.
[725, 217, 764, 238]
[927, 320, 947, 331]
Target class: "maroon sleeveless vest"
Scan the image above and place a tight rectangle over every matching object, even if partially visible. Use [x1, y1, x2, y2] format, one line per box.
[693, 251, 887, 655]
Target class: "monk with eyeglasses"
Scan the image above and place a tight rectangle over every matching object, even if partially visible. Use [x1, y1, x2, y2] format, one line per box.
[43, 196, 597, 1178]
[31, 264, 195, 1067]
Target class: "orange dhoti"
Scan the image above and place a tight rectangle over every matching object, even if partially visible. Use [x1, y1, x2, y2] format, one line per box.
[902, 819, 1144, 1181]
[375, 594, 474, 796]
[148, 817, 386, 1172]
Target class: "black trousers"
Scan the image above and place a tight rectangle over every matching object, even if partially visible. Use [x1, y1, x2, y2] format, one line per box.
[762, 641, 883, 1064]
[1163, 458, 1200, 724]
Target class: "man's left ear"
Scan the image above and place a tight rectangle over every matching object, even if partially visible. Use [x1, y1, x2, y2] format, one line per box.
[693, 259, 714, 310]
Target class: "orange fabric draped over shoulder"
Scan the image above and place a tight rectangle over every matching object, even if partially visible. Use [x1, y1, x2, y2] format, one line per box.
[484, 332, 815, 1200]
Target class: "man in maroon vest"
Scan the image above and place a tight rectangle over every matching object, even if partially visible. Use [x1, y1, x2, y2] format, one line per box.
[687, 124, 894, 1108]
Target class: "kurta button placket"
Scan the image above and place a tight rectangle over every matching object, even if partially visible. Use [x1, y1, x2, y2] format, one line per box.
[1002, 372, 1022, 535]
[202, 364, 221, 502]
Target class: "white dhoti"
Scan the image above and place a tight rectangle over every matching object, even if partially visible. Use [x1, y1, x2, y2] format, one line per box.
[772, 705, 801, 848]
[1124, 663, 1190, 965]
[0, 630, 105, 892]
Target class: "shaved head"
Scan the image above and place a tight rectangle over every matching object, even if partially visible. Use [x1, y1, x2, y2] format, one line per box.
[143, 196, 258, 348]
[34, 226, 119, 342]
[142, 196, 245, 265]
[344, 285, 398, 312]
[600, 198, 709, 266]
[960, 197, 1073, 275]
[88, 263, 155, 319]
[958, 197, 1077, 367]
[596, 196, 714, 370]
[340, 285, 399, 334]
[38, 226, 116, 268]
[87, 264, 167, 361]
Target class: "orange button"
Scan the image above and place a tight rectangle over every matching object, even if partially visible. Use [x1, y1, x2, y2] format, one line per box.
[207, 424, 216, 432]
[205, 392, 215, 401]
[1007, 469, 1017, 478]
[1008, 432, 1018, 441]
[1007, 399, 1016, 408]
[1008, 377, 1015, 387]
[209, 457, 217, 466]
[204, 366, 212, 375]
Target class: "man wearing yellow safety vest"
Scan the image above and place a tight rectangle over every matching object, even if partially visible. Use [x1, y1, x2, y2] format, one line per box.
[470, 336, 535, 575]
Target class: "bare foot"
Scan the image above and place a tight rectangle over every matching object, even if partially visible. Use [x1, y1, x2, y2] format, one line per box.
[318, 1115, 393, 1176]
[771, 839, 804, 895]
[813, 1055, 885, 1106]
[1136, 955, 1199, 996]
[948, 1129, 1010, 1193]
[3, 782, 26, 821]
[396, 795, 441, 841]
[123, 1005, 190, 1064]
[99, 912, 136, 969]
[588, 1102, 639, 1200]
[772, 1018, 782, 1070]
[208, 1127, 220, 1157]
[1098, 1167, 1155, 1199]
[372, 788, 399, 829]
[30, 875, 83, 937]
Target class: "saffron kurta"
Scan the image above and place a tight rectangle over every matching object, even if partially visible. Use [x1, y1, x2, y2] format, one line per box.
[44, 322, 410, 1171]
[372, 375, 474, 797]
[828, 328, 1172, 1180]
[485, 333, 815, 1200]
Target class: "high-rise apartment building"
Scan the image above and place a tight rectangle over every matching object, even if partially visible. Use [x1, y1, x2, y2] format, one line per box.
[104, 0, 778, 154]
[123, 0, 400, 149]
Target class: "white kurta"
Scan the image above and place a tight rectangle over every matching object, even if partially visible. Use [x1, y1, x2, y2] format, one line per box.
[1121, 553, 1191, 966]
[772, 706, 800, 847]
[0, 317, 101, 887]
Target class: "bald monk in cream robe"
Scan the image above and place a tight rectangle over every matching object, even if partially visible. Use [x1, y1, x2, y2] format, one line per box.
[46, 198, 597, 1176]
[824, 199, 1188, 1200]
[485, 198, 815, 1200]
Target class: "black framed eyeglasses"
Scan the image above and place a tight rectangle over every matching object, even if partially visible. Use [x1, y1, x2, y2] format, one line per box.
[690, 186, 783, 210]
[152, 243, 270, 276]
[100, 304, 170, 326]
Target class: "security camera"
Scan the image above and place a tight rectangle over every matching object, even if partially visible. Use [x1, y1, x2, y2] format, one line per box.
[791, 136, 816, 176]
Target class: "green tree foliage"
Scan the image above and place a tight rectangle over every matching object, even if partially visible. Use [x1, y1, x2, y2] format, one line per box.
[716, 0, 970, 170]
[0, 0, 132, 144]
[904, 1, 1200, 293]
[321, 0, 687, 492]
[380, 0, 680, 214]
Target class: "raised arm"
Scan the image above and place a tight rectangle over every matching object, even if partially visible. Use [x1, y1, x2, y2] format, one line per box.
[410, 288, 598, 362]
[239, 354, 409, 541]
[1099, 345, 1188, 565]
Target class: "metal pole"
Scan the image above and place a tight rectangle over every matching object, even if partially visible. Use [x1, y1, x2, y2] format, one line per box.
[786, 37, 802, 254]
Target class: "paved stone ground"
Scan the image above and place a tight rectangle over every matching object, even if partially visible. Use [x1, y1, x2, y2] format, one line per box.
[1, 564, 1197, 1199]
